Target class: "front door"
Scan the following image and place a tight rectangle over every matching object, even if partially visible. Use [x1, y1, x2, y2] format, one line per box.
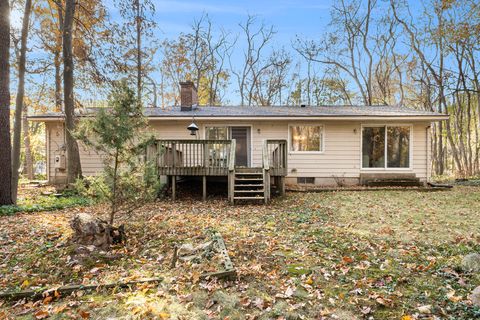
[230, 127, 250, 167]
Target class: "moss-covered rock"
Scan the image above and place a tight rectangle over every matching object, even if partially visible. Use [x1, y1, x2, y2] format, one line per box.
[462, 253, 480, 272]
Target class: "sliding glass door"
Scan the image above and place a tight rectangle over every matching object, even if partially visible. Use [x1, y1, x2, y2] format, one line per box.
[362, 125, 411, 169]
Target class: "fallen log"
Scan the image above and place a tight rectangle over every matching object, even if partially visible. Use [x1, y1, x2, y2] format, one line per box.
[0, 278, 163, 302]
[200, 269, 236, 280]
[172, 232, 237, 280]
[212, 232, 234, 271]
[204, 232, 236, 280]
[427, 182, 454, 189]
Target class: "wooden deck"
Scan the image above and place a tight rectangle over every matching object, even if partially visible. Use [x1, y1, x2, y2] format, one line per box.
[148, 139, 287, 203]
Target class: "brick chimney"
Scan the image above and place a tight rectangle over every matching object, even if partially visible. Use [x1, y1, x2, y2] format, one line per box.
[180, 81, 198, 111]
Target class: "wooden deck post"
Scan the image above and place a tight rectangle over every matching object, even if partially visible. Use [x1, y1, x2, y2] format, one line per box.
[228, 171, 234, 204]
[262, 140, 270, 204]
[172, 175, 176, 201]
[228, 139, 236, 205]
[264, 173, 270, 204]
[279, 176, 285, 196]
[202, 175, 207, 201]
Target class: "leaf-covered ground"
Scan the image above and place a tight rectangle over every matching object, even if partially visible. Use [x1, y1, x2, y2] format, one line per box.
[1, 186, 480, 319]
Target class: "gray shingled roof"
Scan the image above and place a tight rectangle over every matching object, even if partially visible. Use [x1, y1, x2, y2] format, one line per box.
[29, 105, 447, 119]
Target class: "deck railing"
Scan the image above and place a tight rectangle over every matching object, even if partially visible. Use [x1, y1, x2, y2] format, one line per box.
[262, 139, 288, 201]
[264, 139, 288, 176]
[153, 139, 235, 176]
[149, 138, 287, 202]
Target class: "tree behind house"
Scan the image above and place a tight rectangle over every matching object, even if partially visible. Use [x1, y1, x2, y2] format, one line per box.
[0, 0, 12, 205]
[63, 0, 82, 184]
[75, 82, 159, 225]
[11, 0, 33, 202]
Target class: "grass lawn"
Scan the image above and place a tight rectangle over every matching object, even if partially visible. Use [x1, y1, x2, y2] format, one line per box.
[0, 185, 92, 216]
[1, 186, 480, 319]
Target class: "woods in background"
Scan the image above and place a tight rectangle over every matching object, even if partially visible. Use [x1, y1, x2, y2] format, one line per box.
[2, 0, 480, 202]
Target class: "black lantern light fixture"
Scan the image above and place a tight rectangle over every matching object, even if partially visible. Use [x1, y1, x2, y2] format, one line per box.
[187, 116, 199, 136]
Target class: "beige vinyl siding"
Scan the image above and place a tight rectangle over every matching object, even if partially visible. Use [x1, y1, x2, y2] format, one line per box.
[46, 122, 67, 184]
[46, 119, 431, 185]
[78, 142, 104, 177]
[46, 121, 104, 184]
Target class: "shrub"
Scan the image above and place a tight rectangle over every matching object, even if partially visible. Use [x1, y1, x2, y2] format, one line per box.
[75, 81, 161, 226]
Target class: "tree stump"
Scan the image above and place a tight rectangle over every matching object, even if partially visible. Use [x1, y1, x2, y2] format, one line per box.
[70, 213, 125, 250]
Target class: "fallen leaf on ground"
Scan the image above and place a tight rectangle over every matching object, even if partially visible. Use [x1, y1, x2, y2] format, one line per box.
[417, 305, 432, 314]
[34, 310, 49, 319]
[79, 310, 90, 319]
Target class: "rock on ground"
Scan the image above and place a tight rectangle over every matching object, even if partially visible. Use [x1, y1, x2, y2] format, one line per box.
[471, 286, 480, 307]
[461, 253, 480, 272]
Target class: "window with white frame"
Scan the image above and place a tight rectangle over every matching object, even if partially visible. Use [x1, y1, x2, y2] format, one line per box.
[205, 126, 228, 140]
[362, 125, 411, 169]
[290, 125, 323, 152]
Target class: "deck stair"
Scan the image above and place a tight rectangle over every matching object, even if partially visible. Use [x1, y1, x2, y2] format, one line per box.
[151, 139, 287, 203]
[233, 167, 265, 203]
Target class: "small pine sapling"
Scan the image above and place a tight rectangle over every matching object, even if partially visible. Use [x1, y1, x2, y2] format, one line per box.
[76, 81, 160, 226]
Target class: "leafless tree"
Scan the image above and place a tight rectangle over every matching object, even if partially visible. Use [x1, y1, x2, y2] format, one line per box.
[230, 15, 276, 106]
[161, 14, 232, 106]
[251, 49, 292, 106]
[294, 0, 409, 106]
[391, 0, 480, 176]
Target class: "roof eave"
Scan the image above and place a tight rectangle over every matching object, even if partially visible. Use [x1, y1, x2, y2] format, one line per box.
[146, 115, 449, 121]
[28, 116, 65, 122]
[28, 114, 449, 122]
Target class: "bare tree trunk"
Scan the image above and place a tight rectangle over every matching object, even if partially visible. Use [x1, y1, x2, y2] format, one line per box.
[22, 104, 34, 180]
[54, 1, 63, 112]
[54, 51, 62, 111]
[0, 0, 12, 205]
[360, 0, 374, 104]
[135, 0, 142, 105]
[110, 151, 119, 225]
[63, 0, 82, 184]
[306, 60, 312, 105]
[11, 0, 32, 202]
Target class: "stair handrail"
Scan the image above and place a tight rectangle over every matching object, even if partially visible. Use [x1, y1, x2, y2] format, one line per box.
[228, 139, 236, 172]
[228, 139, 236, 204]
[262, 140, 270, 203]
[262, 139, 270, 171]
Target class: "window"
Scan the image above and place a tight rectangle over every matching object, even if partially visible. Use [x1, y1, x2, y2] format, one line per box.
[290, 126, 323, 152]
[362, 126, 411, 169]
[205, 127, 229, 163]
[205, 127, 228, 140]
[387, 127, 410, 168]
[297, 177, 315, 184]
[362, 127, 385, 168]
